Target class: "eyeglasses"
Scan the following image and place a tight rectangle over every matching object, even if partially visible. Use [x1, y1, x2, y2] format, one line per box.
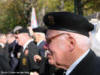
[46, 33, 69, 45]
[44, 33, 69, 50]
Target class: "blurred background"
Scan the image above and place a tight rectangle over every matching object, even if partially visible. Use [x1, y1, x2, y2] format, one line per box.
[0, 0, 100, 33]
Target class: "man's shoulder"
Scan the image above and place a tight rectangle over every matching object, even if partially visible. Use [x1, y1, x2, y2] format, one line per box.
[28, 41, 37, 48]
[28, 41, 36, 45]
[27, 41, 38, 53]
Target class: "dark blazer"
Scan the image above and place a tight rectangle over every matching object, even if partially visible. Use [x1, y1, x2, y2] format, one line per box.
[37, 40, 46, 57]
[8, 41, 21, 71]
[70, 50, 100, 75]
[18, 41, 40, 72]
[0, 46, 11, 72]
[0, 55, 11, 72]
[8, 40, 21, 58]
[37, 41, 47, 75]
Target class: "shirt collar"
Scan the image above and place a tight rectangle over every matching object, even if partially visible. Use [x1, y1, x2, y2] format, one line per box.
[37, 40, 44, 46]
[66, 49, 90, 75]
[23, 39, 34, 52]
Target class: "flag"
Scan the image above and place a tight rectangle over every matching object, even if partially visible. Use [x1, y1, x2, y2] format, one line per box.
[31, 8, 38, 29]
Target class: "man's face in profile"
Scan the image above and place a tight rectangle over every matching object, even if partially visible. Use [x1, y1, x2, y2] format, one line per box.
[45, 30, 73, 69]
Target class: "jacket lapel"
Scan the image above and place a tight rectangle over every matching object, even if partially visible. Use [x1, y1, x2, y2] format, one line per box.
[70, 50, 96, 75]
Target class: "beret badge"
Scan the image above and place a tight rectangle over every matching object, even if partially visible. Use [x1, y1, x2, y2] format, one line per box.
[48, 15, 55, 25]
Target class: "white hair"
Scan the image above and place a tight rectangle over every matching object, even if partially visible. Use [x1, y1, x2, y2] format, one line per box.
[48, 30, 91, 50]
[68, 32, 91, 50]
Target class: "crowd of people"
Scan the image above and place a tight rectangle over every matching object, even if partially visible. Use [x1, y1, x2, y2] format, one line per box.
[0, 11, 100, 75]
[0, 26, 48, 75]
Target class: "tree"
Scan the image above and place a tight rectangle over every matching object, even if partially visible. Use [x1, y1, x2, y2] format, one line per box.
[0, 0, 31, 33]
[0, 0, 100, 33]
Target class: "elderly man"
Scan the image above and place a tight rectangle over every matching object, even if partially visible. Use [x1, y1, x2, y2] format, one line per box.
[33, 27, 46, 57]
[14, 27, 40, 75]
[43, 12, 100, 75]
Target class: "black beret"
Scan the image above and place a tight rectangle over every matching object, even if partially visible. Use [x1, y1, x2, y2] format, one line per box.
[43, 12, 94, 36]
[13, 27, 29, 34]
[33, 27, 47, 33]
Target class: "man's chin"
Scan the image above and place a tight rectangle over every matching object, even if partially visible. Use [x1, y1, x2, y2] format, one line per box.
[48, 60, 65, 69]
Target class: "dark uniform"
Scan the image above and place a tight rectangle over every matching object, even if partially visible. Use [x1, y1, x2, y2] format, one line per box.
[0, 44, 11, 74]
[18, 41, 40, 72]
[33, 27, 51, 75]
[13, 27, 40, 75]
[8, 40, 21, 71]
[8, 40, 21, 58]
[70, 50, 100, 75]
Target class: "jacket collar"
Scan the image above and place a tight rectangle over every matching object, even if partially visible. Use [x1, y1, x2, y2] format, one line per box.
[70, 50, 96, 75]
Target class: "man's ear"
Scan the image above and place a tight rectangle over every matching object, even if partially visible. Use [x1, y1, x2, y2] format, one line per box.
[67, 34, 76, 52]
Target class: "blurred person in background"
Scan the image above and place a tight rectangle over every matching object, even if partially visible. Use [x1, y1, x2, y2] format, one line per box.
[14, 27, 40, 75]
[33, 27, 46, 57]
[33, 27, 49, 75]
[0, 33, 11, 72]
[89, 17, 100, 56]
[7, 33, 21, 71]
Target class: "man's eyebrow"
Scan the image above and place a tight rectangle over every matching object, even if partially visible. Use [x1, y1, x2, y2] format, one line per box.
[46, 33, 69, 40]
